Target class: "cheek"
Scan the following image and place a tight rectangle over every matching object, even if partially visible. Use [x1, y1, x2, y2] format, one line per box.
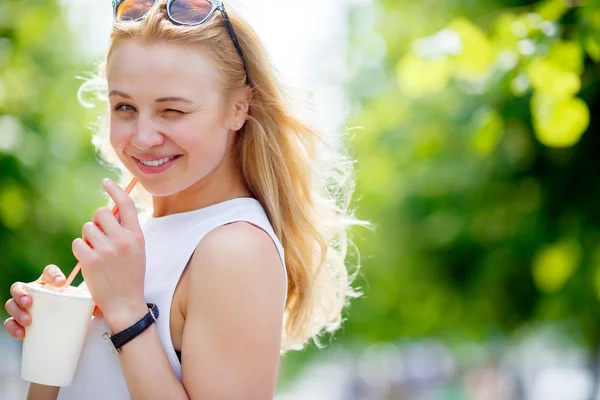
[178, 123, 230, 165]
[109, 121, 131, 154]
[184, 131, 227, 160]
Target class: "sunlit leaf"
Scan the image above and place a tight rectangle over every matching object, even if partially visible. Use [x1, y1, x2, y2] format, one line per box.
[396, 54, 452, 97]
[470, 108, 504, 155]
[584, 36, 600, 62]
[448, 18, 495, 78]
[531, 93, 590, 147]
[528, 58, 580, 98]
[536, 0, 570, 21]
[491, 12, 520, 48]
[547, 40, 583, 74]
[14, 8, 51, 48]
[583, 6, 600, 28]
[532, 239, 582, 293]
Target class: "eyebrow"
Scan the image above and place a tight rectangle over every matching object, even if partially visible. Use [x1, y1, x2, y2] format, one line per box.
[155, 96, 193, 104]
[108, 90, 193, 104]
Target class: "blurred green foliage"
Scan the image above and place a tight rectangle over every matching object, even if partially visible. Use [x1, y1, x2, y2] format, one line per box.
[4, 0, 600, 387]
[0, 0, 113, 296]
[344, 0, 600, 352]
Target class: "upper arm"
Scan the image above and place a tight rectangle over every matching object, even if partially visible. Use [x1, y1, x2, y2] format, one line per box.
[180, 222, 286, 400]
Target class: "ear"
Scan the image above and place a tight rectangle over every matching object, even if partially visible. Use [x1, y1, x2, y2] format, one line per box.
[228, 86, 252, 131]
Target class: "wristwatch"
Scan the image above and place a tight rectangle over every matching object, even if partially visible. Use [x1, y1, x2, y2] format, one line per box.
[103, 303, 159, 354]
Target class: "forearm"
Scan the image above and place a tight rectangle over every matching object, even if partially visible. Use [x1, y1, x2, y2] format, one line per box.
[27, 383, 59, 400]
[106, 306, 188, 400]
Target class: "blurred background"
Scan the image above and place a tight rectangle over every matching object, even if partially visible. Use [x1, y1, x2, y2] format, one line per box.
[2, 0, 600, 398]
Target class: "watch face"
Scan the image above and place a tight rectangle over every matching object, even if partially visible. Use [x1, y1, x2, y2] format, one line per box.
[103, 332, 120, 355]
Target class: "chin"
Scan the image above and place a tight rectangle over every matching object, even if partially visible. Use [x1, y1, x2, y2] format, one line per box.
[140, 175, 205, 198]
[140, 181, 183, 197]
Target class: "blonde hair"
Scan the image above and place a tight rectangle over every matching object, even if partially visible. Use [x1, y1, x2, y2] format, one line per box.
[80, 0, 367, 351]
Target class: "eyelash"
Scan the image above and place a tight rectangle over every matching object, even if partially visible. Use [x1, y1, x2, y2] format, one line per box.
[164, 109, 185, 115]
[115, 104, 135, 112]
[113, 104, 185, 115]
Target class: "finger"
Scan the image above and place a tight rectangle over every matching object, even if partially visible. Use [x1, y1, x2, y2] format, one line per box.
[4, 299, 31, 326]
[92, 207, 121, 238]
[82, 221, 111, 251]
[9, 282, 30, 307]
[41, 264, 66, 287]
[72, 238, 96, 263]
[3, 318, 25, 339]
[103, 179, 139, 231]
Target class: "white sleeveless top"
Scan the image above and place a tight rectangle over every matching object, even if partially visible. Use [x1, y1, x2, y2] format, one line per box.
[57, 197, 287, 400]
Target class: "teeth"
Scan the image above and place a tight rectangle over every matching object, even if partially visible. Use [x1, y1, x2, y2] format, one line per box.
[139, 157, 172, 167]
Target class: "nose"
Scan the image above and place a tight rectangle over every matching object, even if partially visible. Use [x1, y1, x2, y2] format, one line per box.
[130, 115, 165, 150]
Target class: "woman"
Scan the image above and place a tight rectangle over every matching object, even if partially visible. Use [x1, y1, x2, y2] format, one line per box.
[3, 0, 364, 398]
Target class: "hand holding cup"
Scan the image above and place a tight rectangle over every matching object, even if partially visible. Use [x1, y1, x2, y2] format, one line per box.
[3, 264, 67, 339]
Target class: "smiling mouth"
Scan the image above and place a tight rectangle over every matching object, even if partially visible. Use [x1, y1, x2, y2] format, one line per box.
[134, 155, 180, 167]
[132, 155, 183, 174]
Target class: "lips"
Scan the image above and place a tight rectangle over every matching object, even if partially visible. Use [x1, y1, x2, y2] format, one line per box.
[133, 154, 182, 162]
[132, 154, 182, 175]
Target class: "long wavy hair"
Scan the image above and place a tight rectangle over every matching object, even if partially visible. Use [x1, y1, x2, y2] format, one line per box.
[80, 0, 367, 351]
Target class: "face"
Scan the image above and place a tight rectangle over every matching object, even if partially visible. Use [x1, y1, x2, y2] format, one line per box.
[106, 39, 245, 197]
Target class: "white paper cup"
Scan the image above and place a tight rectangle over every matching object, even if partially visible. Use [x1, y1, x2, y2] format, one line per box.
[21, 282, 95, 387]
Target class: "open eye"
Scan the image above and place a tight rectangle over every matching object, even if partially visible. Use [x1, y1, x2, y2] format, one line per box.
[115, 104, 136, 112]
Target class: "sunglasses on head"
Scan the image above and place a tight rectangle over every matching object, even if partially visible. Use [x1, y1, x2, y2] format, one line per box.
[112, 0, 251, 85]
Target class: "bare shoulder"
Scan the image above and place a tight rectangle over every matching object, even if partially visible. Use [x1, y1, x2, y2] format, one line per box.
[186, 221, 286, 308]
[196, 221, 283, 269]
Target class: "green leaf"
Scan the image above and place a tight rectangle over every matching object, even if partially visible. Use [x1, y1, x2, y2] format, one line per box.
[531, 93, 590, 147]
[448, 18, 496, 78]
[536, 0, 570, 21]
[471, 108, 504, 155]
[0, 182, 28, 230]
[528, 58, 581, 98]
[492, 12, 520, 48]
[396, 54, 453, 97]
[532, 239, 582, 293]
[547, 40, 583, 74]
[584, 36, 600, 62]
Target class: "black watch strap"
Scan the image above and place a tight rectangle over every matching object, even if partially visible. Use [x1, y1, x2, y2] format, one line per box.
[103, 303, 159, 354]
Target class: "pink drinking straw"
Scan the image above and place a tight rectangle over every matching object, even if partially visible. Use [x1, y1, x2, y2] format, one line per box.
[64, 177, 139, 287]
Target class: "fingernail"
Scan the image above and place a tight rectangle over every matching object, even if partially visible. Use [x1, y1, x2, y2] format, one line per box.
[20, 313, 30, 324]
[103, 178, 112, 186]
[20, 296, 28, 307]
[55, 275, 65, 284]
[15, 328, 23, 337]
